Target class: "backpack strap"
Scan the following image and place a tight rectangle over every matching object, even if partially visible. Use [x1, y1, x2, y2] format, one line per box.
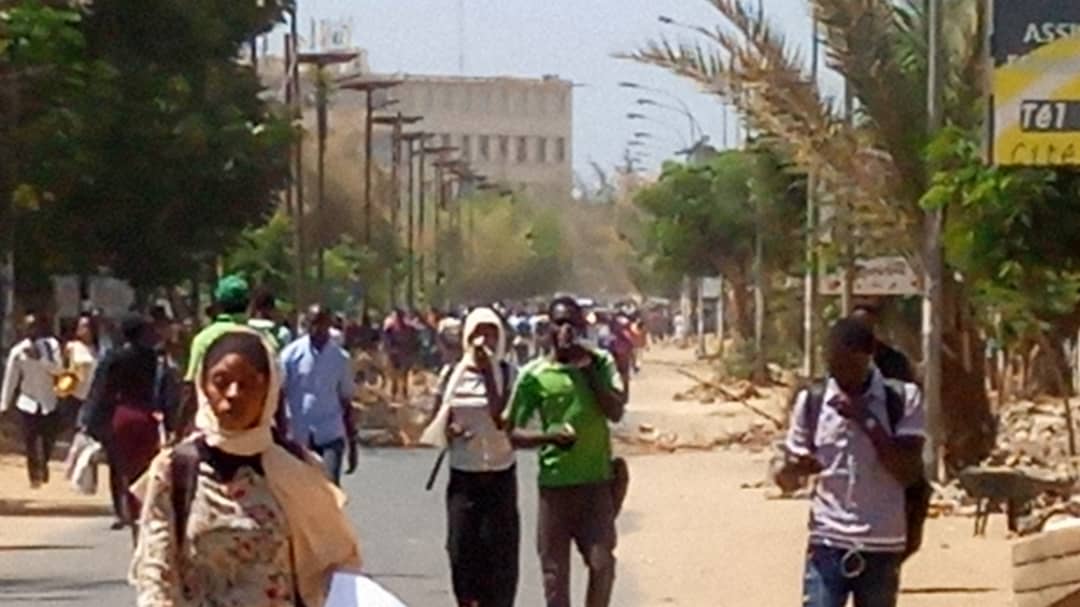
[170, 439, 203, 551]
[802, 380, 827, 453]
[881, 379, 907, 435]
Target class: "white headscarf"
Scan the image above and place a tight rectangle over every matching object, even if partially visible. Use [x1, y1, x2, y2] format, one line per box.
[420, 307, 507, 448]
[134, 326, 361, 607]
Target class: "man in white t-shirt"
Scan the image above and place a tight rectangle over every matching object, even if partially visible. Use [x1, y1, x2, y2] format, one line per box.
[1, 314, 64, 487]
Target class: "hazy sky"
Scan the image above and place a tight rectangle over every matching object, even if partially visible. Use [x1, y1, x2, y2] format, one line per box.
[283, 0, 831, 177]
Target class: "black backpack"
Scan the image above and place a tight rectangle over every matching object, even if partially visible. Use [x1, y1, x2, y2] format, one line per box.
[802, 379, 932, 562]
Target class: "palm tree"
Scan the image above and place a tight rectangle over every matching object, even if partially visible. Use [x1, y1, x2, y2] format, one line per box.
[626, 0, 993, 467]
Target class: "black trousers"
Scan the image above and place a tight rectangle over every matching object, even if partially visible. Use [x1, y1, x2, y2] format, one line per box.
[19, 409, 61, 485]
[446, 466, 520, 607]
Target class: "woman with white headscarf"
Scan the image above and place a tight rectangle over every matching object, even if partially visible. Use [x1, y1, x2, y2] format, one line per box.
[423, 307, 519, 607]
[130, 327, 361, 607]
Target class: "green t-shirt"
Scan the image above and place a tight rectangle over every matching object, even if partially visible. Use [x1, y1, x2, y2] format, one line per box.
[184, 314, 246, 382]
[509, 349, 624, 488]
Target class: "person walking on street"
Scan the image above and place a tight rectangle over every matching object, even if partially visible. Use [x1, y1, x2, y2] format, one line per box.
[774, 318, 927, 607]
[82, 314, 168, 531]
[425, 307, 520, 607]
[279, 304, 358, 485]
[178, 274, 250, 434]
[1, 314, 64, 488]
[385, 308, 419, 401]
[130, 327, 361, 607]
[247, 288, 285, 350]
[507, 297, 628, 607]
[851, 304, 916, 384]
[62, 314, 101, 427]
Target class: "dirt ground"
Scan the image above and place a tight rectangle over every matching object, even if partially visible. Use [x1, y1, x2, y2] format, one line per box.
[615, 345, 1014, 607]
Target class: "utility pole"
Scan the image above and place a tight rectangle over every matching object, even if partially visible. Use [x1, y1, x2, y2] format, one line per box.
[296, 50, 357, 299]
[402, 132, 429, 309]
[286, 12, 306, 314]
[924, 0, 945, 479]
[372, 113, 422, 307]
[803, 13, 821, 378]
[840, 74, 856, 316]
[421, 145, 455, 305]
[338, 78, 402, 248]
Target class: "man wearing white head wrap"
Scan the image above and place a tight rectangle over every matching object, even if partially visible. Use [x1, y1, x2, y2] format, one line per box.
[130, 327, 361, 607]
[423, 307, 519, 607]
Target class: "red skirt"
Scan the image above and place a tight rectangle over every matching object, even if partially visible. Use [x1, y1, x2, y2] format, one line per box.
[110, 403, 161, 482]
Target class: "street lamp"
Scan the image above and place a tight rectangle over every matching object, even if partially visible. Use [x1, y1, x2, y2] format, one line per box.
[402, 131, 433, 308]
[636, 98, 703, 143]
[627, 112, 688, 149]
[372, 112, 423, 307]
[338, 77, 403, 246]
[296, 50, 359, 294]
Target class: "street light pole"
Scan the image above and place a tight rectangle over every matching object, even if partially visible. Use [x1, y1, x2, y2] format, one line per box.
[297, 50, 358, 298]
[804, 12, 821, 379]
[338, 78, 403, 247]
[924, 0, 945, 479]
[402, 132, 429, 309]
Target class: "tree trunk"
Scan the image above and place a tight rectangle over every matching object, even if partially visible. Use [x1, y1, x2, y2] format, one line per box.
[939, 281, 996, 470]
[725, 267, 753, 343]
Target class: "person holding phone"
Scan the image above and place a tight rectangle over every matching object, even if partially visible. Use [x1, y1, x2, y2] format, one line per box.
[775, 318, 925, 607]
[427, 307, 519, 607]
[507, 297, 628, 607]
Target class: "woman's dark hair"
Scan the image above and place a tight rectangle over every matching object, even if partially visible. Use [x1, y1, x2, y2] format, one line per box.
[202, 332, 271, 380]
[77, 313, 99, 347]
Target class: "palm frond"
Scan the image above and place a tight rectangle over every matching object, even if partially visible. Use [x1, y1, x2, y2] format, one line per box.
[622, 0, 916, 257]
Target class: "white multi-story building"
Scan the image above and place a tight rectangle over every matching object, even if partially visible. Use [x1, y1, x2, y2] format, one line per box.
[378, 73, 574, 202]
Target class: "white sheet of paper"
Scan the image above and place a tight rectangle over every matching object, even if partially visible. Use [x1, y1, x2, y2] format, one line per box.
[325, 572, 408, 607]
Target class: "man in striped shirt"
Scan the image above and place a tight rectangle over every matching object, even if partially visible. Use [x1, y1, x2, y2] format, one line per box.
[775, 318, 925, 607]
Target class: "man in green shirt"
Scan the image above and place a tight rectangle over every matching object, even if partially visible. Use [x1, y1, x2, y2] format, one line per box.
[177, 275, 249, 435]
[508, 296, 627, 607]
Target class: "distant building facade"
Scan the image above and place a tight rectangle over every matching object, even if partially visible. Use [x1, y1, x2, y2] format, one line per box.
[383, 74, 574, 202]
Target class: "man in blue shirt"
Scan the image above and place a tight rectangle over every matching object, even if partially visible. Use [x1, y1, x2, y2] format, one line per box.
[280, 304, 358, 485]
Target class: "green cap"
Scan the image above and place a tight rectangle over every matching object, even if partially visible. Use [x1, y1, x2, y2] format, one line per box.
[214, 274, 250, 311]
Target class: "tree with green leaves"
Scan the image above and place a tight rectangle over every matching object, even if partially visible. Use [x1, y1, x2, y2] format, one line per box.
[3, 0, 293, 297]
[633, 148, 803, 345]
[628, 0, 998, 466]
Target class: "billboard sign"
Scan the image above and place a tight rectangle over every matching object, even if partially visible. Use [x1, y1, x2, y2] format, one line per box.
[819, 257, 921, 297]
[990, 1, 1080, 166]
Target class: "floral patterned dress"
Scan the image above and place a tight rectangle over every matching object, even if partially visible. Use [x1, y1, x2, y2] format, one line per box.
[132, 447, 296, 607]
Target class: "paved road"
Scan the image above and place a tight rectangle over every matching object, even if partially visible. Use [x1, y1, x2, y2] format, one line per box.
[0, 449, 634, 606]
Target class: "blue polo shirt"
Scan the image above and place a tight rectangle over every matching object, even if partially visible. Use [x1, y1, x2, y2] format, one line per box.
[279, 335, 355, 447]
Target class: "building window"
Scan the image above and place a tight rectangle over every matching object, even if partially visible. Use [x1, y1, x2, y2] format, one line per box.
[536, 137, 547, 163]
[555, 137, 566, 163]
[479, 135, 491, 161]
[498, 136, 509, 161]
[461, 135, 472, 161]
[517, 136, 528, 163]
[441, 133, 452, 148]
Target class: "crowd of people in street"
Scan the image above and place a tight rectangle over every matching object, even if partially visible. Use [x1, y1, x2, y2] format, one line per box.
[0, 271, 928, 607]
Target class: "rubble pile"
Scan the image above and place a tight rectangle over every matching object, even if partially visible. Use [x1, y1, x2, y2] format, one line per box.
[352, 371, 438, 448]
[929, 398, 1080, 534]
[994, 399, 1080, 475]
